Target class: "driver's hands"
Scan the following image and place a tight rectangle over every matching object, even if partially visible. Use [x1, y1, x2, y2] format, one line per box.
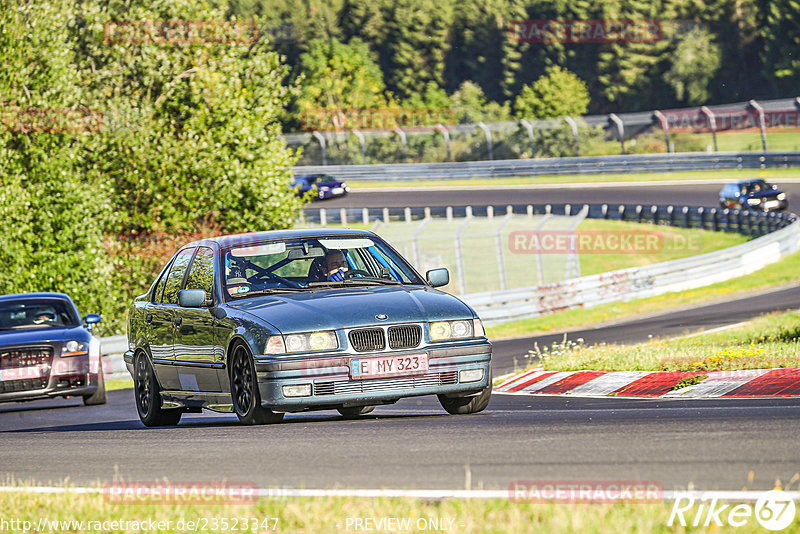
[327, 268, 345, 281]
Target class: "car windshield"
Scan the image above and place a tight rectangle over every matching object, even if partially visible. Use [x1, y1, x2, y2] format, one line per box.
[223, 236, 423, 298]
[0, 298, 80, 330]
[745, 181, 770, 194]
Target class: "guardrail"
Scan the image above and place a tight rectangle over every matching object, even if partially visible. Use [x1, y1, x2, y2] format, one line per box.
[99, 205, 799, 376]
[294, 151, 800, 181]
[304, 202, 795, 236]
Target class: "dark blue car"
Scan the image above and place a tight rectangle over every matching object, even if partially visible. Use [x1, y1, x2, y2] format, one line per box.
[719, 179, 788, 212]
[292, 174, 349, 200]
[125, 229, 492, 426]
[0, 293, 105, 405]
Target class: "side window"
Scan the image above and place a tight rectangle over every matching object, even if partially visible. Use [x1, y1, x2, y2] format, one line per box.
[152, 259, 174, 304]
[162, 248, 195, 305]
[185, 247, 215, 300]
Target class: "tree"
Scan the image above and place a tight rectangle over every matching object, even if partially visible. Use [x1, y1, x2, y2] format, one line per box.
[663, 26, 721, 105]
[761, 0, 800, 95]
[294, 37, 387, 123]
[0, 0, 112, 319]
[514, 66, 590, 119]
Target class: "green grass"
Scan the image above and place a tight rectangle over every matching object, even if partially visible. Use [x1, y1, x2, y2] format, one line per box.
[485, 247, 800, 340]
[1, 486, 796, 533]
[104, 377, 133, 391]
[351, 168, 800, 189]
[574, 219, 748, 276]
[532, 310, 800, 372]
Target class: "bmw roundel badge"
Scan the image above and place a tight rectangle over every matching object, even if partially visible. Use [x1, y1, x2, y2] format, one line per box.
[375, 314, 388, 321]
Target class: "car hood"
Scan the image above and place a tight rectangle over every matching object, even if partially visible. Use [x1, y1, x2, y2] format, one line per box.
[746, 190, 782, 199]
[228, 285, 474, 333]
[0, 326, 88, 347]
[316, 181, 345, 188]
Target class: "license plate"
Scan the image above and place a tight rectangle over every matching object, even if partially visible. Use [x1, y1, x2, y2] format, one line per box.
[764, 200, 779, 208]
[349, 354, 428, 380]
[0, 365, 46, 381]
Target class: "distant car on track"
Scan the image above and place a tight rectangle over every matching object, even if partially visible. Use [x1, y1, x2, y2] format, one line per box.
[292, 173, 350, 200]
[0, 293, 105, 405]
[125, 228, 492, 426]
[719, 179, 787, 212]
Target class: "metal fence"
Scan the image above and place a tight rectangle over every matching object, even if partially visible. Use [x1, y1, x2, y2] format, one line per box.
[293, 151, 800, 182]
[465, 215, 800, 324]
[287, 97, 800, 166]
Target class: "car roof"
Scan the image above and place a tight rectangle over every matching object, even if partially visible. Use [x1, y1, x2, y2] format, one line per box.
[732, 179, 767, 185]
[184, 228, 378, 249]
[0, 292, 73, 303]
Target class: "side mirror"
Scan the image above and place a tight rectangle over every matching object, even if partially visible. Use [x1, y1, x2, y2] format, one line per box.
[426, 268, 450, 288]
[84, 314, 101, 329]
[179, 289, 207, 308]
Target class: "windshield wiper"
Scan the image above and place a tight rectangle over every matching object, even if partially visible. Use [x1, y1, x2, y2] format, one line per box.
[231, 287, 309, 298]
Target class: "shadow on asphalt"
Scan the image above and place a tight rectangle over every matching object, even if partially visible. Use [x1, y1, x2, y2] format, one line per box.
[1, 410, 453, 433]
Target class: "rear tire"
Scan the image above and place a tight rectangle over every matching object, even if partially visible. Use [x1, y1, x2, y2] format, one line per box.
[438, 382, 492, 415]
[337, 405, 375, 419]
[82, 366, 107, 406]
[230, 343, 284, 425]
[134, 354, 181, 427]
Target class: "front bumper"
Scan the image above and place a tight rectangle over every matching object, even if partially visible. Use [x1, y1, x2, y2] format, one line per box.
[0, 354, 100, 403]
[254, 340, 492, 411]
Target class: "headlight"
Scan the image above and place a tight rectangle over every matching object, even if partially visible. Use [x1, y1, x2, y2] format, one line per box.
[778, 193, 786, 200]
[63, 340, 89, 357]
[430, 320, 474, 341]
[747, 198, 761, 205]
[266, 331, 338, 354]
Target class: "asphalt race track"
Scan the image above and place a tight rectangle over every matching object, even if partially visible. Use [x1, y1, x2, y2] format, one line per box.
[2, 390, 800, 492]
[317, 182, 800, 210]
[2, 182, 800, 492]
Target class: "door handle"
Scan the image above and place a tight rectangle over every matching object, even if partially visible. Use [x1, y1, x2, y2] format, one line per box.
[145, 314, 153, 324]
[173, 317, 182, 327]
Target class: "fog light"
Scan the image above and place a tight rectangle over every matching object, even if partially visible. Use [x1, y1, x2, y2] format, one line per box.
[282, 384, 312, 397]
[459, 369, 484, 383]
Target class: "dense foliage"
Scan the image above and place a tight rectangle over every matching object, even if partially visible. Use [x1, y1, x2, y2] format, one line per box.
[232, 0, 798, 121]
[0, 0, 303, 334]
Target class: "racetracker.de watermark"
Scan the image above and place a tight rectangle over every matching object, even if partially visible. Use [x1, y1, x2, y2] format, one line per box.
[104, 20, 259, 45]
[508, 480, 663, 503]
[102, 482, 258, 505]
[508, 230, 703, 254]
[299, 108, 457, 132]
[509, 19, 664, 43]
[1, 107, 102, 133]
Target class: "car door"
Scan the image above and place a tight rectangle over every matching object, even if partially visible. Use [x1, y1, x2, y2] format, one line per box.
[147, 247, 195, 391]
[173, 246, 223, 392]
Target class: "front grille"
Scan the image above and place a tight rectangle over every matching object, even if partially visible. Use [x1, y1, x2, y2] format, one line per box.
[349, 328, 385, 352]
[1, 347, 52, 369]
[0, 378, 48, 393]
[314, 370, 458, 396]
[388, 325, 421, 349]
[0, 347, 52, 393]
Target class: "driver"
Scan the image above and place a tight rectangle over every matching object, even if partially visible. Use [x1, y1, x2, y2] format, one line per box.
[33, 311, 56, 324]
[324, 250, 349, 281]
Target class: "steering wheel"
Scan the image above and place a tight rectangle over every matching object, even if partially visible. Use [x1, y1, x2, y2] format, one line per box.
[343, 269, 370, 279]
[251, 271, 302, 288]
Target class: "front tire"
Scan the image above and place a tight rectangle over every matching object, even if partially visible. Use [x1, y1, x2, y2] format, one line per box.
[134, 354, 181, 427]
[337, 405, 375, 419]
[438, 382, 492, 415]
[230, 343, 284, 425]
[83, 366, 107, 406]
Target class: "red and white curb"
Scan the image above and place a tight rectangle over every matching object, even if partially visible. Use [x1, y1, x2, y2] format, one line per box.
[496, 367, 800, 398]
